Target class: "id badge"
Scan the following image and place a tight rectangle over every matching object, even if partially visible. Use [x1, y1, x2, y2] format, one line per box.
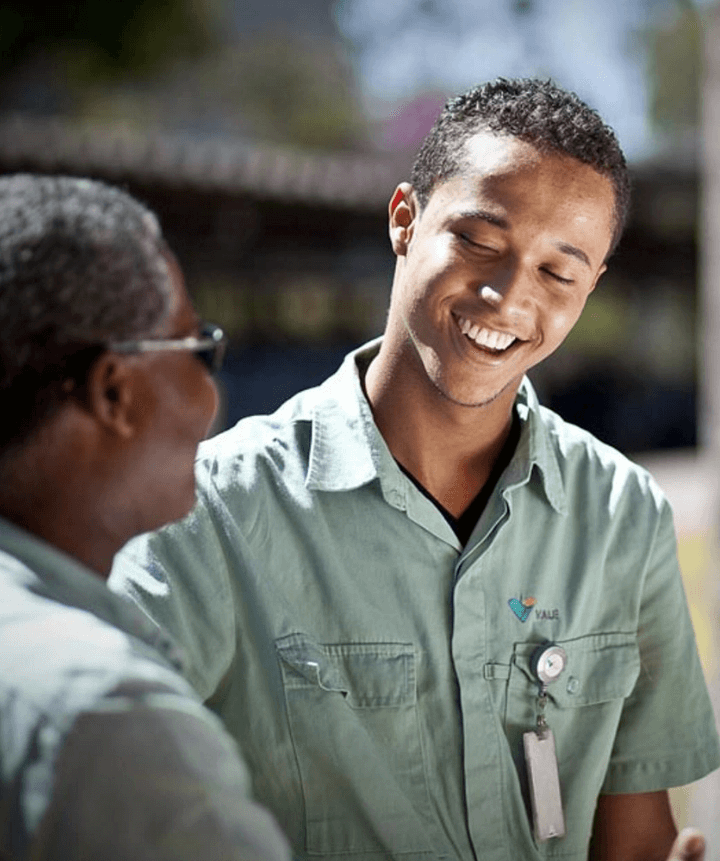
[523, 727, 566, 842]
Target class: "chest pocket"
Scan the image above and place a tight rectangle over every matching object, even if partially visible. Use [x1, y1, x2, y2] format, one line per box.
[504, 633, 640, 858]
[276, 633, 435, 858]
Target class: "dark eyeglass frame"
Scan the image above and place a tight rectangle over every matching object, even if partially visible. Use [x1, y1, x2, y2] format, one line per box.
[107, 322, 228, 373]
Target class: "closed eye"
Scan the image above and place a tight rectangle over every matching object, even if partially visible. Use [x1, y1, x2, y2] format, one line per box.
[458, 233, 497, 253]
[542, 268, 574, 285]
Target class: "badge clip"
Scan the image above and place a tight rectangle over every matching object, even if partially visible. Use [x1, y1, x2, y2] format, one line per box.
[523, 643, 567, 842]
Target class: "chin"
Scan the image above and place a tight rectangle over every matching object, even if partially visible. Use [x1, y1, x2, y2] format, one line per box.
[430, 374, 507, 409]
[168, 489, 198, 525]
[439, 389, 504, 409]
[143, 482, 197, 534]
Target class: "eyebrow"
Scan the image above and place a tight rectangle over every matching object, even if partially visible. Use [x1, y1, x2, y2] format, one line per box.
[456, 209, 508, 229]
[554, 242, 591, 269]
[456, 210, 593, 269]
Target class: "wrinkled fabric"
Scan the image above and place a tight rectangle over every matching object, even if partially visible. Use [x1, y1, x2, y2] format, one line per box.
[112, 339, 720, 861]
[0, 517, 289, 861]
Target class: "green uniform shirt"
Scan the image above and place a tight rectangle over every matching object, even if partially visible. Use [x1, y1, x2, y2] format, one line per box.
[112, 340, 720, 861]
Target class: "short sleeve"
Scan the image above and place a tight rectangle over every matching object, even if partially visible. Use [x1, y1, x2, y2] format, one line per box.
[110, 479, 235, 700]
[601, 499, 720, 793]
[30, 689, 290, 861]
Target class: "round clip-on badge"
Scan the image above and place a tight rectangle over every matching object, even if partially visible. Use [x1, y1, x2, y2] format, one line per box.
[531, 644, 567, 686]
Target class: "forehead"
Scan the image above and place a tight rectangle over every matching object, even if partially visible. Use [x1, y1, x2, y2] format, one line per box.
[454, 131, 613, 206]
[461, 131, 543, 175]
[425, 131, 616, 256]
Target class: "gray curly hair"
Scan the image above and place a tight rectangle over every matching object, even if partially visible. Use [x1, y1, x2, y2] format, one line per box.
[0, 173, 173, 451]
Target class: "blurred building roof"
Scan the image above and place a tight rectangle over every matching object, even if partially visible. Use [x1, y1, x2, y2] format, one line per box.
[0, 114, 407, 210]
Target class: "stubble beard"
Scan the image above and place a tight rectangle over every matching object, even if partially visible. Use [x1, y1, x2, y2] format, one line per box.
[429, 371, 520, 409]
[421, 348, 521, 409]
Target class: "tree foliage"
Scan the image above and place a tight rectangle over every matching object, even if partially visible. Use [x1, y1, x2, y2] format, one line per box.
[0, 0, 214, 80]
[643, 1, 704, 139]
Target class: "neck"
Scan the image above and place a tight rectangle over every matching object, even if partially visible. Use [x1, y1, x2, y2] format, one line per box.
[0, 492, 124, 579]
[364, 341, 519, 518]
[0, 425, 128, 579]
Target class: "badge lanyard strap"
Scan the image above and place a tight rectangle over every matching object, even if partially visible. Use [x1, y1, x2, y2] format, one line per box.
[536, 682, 549, 734]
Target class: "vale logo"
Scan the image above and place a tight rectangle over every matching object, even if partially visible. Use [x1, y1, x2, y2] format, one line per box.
[508, 596, 536, 623]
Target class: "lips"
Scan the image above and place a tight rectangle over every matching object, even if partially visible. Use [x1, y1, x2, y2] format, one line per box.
[455, 314, 517, 352]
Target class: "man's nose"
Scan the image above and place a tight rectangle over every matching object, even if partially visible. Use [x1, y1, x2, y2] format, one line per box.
[478, 285, 503, 305]
[477, 265, 532, 319]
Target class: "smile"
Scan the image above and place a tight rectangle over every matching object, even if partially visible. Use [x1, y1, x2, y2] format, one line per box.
[455, 315, 517, 352]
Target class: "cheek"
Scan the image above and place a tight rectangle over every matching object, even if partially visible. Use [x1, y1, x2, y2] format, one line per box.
[546, 296, 588, 344]
[198, 374, 220, 438]
[163, 369, 219, 447]
[549, 310, 574, 337]
[407, 235, 463, 284]
[402, 253, 466, 317]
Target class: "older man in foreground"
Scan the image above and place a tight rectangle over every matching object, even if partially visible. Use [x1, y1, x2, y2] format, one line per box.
[0, 174, 289, 861]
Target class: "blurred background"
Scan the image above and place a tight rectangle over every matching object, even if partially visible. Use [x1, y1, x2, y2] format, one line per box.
[2, 0, 720, 850]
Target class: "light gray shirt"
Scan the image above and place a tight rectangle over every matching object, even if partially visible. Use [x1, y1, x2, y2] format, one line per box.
[0, 516, 290, 861]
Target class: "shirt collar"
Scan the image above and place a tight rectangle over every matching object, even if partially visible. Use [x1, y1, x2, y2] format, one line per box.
[0, 516, 185, 671]
[305, 338, 388, 492]
[305, 339, 567, 514]
[510, 378, 567, 515]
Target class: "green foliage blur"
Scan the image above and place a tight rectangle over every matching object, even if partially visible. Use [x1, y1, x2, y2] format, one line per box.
[0, 0, 213, 80]
[0, 0, 368, 149]
[643, 0, 703, 143]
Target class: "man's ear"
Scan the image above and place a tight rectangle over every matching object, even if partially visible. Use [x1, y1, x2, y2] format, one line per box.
[590, 263, 607, 293]
[82, 353, 143, 440]
[388, 182, 417, 256]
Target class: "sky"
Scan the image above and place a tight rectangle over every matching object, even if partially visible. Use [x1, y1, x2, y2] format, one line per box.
[333, 0, 709, 162]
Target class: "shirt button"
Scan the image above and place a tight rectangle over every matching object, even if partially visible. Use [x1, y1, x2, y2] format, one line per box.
[566, 676, 580, 695]
[387, 490, 402, 507]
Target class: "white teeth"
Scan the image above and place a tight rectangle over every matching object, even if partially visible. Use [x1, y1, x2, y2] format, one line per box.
[456, 315, 516, 352]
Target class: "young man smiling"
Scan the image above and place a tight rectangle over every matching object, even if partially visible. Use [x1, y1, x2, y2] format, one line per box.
[366, 127, 616, 518]
[112, 79, 719, 861]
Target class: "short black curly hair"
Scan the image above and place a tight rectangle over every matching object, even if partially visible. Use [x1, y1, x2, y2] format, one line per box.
[410, 77, 630, 255]
[0, 174, 172, 453]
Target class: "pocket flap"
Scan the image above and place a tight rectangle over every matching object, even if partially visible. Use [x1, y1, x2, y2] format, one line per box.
[275, 633, 416, 708]
[511, 633, 640, 707]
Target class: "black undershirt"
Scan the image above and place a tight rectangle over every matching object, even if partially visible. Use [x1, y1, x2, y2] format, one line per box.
[396, 413, 521, 546]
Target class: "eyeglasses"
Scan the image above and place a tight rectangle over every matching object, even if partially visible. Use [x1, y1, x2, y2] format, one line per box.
[107, 322, 228, 373]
